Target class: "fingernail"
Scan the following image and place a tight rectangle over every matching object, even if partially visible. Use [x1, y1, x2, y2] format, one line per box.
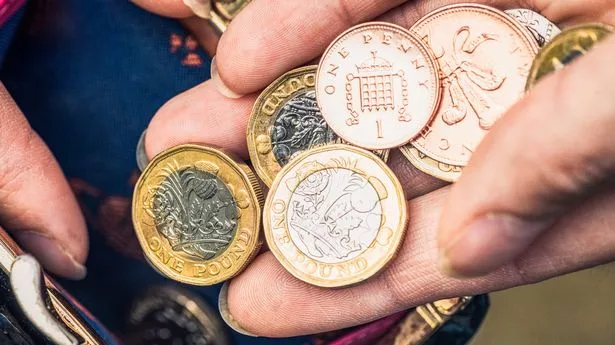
[211, 56, 243, 99]
[218, 282, 258, 337]
[13, 232, 87, 281]
[136, 129, 149, 172]
[183, 0, 211, 19]
[439, 213, 552, 278]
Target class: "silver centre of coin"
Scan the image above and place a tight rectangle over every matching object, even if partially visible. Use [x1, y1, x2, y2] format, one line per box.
[287, 167, 382, 264]
[506, 8, 561, 46]
[136, 130, 149, 172]
[271, 90, 337, 167]
[153, 168, 238, 260]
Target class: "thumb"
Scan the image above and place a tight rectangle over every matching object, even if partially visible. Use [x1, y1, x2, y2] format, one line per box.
[438, 34, 615, 278]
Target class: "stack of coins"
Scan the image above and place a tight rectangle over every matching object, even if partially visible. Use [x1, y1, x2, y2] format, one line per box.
[133, 3, 612, 289]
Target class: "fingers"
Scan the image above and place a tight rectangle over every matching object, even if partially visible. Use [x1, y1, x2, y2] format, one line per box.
[438, 35, 615, 278]
[0, 85, 87, 279]
[213, 0, 406, 97]
[145, 81, 446, 195]
[387, 150, 448, 199]
[145, 80, 257, 159]
[182, 16, 221, 56]
[222, 187, 615, 337]
[213, 0, 526, 97]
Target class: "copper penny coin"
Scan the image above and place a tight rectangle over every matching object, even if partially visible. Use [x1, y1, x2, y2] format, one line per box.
[316, 22, 441, 150]
[409, 4, 539, 166]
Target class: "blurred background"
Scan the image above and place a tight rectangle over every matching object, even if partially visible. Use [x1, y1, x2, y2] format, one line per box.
[472, 263, 615, 344]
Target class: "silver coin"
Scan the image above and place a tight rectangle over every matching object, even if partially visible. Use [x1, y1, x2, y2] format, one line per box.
[287, 166, 383, 264]
[136, 130, 149, 172]
[127, 285, 230, 345]
[506, 8, 561, 46]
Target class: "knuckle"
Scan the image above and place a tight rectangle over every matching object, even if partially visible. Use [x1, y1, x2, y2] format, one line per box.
[534, 144, 612, 211]
[332, 0, 357, 28]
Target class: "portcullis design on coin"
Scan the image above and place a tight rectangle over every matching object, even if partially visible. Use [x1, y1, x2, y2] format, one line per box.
[408, 4, 539, 167]
[133, 145, 263, 286]
[248, 66, 338, 187]
[316, 22, 441, 150]
[264, 144, 407, 287]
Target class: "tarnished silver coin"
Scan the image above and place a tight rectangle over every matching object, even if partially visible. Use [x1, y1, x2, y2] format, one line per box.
[136, 130, 149, 172]
[506, 8, 561, 46]
[127, 285, 230, 345]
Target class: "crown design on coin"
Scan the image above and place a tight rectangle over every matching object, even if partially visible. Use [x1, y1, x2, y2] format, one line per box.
[143, 160, 239, 260]
[345, 51, 410, 123]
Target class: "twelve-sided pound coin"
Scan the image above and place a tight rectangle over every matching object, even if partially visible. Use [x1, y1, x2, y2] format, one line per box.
[133, 145, 263, 286]
[264, 144, 407, 287]
[248, 66, 338, 187]
[526, 23, 613, 90]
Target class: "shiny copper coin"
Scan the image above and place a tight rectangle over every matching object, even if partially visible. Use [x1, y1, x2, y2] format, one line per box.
[264, 144, 407, 287]
[399, 144, 462, 182]
[409, 4, 539, 166]
[316, 22, 441, 150]
[526, 23, 613, 90]
[133, 145, 263, 286]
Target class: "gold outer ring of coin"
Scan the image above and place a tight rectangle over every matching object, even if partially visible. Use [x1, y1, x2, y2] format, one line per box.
[248, 65, 320, 187]
[209, 0, 251, 33]
[526, 23, 614, 90]
[132, 144, 263, 286]
[264, 144, 407, 288]
[399, 144, 462, 182]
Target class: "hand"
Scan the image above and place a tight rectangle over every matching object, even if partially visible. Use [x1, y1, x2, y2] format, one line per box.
[132, 0, 615, 337]
[0, 84, 87, 280]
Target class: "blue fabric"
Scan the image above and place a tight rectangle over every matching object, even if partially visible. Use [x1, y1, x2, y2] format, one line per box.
[0, 5, 24, 65]
[0, 1, 305, 344]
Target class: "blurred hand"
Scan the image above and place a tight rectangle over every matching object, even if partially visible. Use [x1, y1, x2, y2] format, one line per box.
[132, 0, 615, 337]
[0, 84, 87, 279]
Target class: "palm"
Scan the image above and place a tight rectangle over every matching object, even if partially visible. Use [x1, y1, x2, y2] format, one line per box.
[133, 0, 615, 337]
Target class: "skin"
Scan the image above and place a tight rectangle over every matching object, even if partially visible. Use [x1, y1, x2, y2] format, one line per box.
[0, 84, 87, 279]
[130, 0, 615, 337]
